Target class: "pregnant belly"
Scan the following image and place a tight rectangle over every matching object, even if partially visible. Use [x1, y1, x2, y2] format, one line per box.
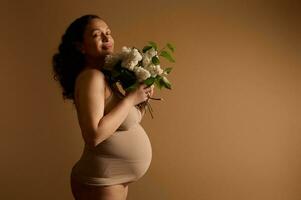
[93, 124, 152, 161]
[71, 124, 152, 181]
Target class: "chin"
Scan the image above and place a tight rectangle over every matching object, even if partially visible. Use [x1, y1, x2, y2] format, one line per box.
[99, 51, 112, 58]
[106, 49, 114, 55]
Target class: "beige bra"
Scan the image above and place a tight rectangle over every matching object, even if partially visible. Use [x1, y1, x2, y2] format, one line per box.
[104, 89, 142, 131]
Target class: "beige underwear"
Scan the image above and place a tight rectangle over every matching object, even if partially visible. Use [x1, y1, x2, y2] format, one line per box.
[70, 91, 152, 186]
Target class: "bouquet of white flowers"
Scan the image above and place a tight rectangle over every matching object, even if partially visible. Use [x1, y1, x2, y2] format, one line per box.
[102, 41, 175, 118]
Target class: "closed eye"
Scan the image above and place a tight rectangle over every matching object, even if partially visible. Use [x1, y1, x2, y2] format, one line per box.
[93, 33, 100, 38]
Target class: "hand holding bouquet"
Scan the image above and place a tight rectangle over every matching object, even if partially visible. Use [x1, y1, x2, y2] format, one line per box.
[102, 41, 175, 118]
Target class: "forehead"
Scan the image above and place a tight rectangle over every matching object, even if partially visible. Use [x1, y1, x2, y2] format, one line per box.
[85, 19, 110, 33]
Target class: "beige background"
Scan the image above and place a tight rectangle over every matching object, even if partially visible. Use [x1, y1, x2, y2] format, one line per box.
[0, 0, 300, 199]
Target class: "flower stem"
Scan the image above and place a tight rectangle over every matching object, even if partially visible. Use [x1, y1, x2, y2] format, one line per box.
[149, 97, 164, 101]
[146, 102, 154, 119]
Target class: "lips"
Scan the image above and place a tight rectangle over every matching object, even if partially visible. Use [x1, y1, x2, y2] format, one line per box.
[102, 43, 112, 49]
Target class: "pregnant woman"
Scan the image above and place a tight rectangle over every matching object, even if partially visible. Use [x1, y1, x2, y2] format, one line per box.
[52, 14, 153, 200]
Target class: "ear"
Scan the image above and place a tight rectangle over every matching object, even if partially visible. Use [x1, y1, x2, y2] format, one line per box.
[74, 41, 85, 54]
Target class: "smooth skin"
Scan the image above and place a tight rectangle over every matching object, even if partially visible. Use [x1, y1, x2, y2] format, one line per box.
[70, 18, 154, 200]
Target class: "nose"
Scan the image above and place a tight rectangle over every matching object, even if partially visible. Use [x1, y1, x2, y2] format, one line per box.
[101, 33, 109, 42]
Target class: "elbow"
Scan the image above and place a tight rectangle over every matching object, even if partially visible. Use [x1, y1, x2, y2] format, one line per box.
[85, 138, 98, 148]
[85, 136, 104, 148]
[82, 120, 113, 148]
[83, 129, 104, 148]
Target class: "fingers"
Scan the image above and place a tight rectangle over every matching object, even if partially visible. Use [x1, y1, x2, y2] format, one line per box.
[141, 84, 154, 98]
[150, 87, 154, 96]
[145, 88, 153, 95]
[145, 86, 154, 99]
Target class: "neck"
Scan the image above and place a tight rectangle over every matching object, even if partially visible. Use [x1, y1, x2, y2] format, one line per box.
[84, 55, 106, 70]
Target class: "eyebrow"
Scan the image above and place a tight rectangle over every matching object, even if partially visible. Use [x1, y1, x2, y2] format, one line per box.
[90, 27, 110, 34]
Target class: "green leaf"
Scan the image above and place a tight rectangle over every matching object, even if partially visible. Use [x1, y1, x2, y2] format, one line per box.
[124, 81, 139, 93]
[111, 70, 120, 77]
[161, 77, 172, 89]
[151, 56, 160, 65]
[144, 77, 156, 86]
[148, 41, 157, 51]
[142, 45, 152, 53]
[167, 43, 175, 52]
[163, 67, 173, 74]
[155, 76, 163, 90]
[121, 68, 136, 78]
[159, 50, 175, 63]
[158, 77, 166, 89]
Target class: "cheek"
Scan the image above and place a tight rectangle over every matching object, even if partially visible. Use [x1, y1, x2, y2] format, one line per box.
[91, 39, 102, 49]
[84, 41, 101, 55]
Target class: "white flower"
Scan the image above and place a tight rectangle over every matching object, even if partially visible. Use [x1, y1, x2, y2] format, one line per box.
[120, 46, 142, 71]
[121, 46, 131, 54]
[162, 76, 170, 85]
[104, 54, 121, 69]
[144, 64, 155, 77]
[142, 56, 151, 66]
[155, 65, 163, 75]
[146, 48, 157, 57]
[133, 66, 139, 71]
[144, 64, 163, 77]
[142, 48, 157, 67]
[134, 66, 151, 81]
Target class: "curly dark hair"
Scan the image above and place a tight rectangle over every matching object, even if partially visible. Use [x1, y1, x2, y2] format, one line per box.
[51, 14, 102, 104]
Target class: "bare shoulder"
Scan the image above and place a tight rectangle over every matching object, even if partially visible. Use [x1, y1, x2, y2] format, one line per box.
[75, 69, 106, 92]
[76, 68, 105, 84]
[74, 68, 107, 106]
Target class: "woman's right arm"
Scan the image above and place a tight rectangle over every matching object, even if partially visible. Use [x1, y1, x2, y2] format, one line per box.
[75, 69, 150, 148]
[75, 69, 134, 148]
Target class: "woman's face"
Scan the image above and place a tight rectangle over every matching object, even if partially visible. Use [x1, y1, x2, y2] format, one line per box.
[79, 18, 114, 60]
